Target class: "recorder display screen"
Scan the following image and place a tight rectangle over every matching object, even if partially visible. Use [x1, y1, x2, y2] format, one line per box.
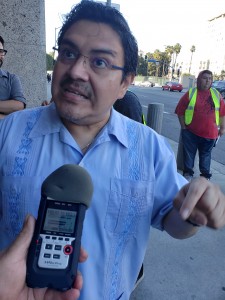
[43, 208, 77, 234]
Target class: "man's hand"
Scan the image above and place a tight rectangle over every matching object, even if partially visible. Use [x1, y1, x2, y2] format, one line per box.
[174, 177, 225, 228]
[0, 215, 88, 300]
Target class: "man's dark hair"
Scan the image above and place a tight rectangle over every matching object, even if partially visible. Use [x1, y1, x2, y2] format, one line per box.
[197, 69, 213, 89]
[57, 0, 138, 78]
[0, 36, 4, 46]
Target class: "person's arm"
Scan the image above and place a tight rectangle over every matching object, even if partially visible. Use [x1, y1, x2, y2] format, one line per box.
[163, 177, 225, 239]
[175, 92, 189, 129]
[0, 215, 88, 300]
[177, 115, 186, 129]
[0, 74, 26, 117]
[0, 100, 24, 115]
[219, 116, 225, 136]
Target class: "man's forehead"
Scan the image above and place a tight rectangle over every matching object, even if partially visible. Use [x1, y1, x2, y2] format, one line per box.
[64, 20, 122, 48]
[202, 73, 212, 78]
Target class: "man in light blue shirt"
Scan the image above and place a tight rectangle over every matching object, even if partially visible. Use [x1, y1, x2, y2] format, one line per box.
[1, 2, 225, 300]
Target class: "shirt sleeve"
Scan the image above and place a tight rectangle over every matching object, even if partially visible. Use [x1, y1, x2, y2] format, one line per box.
[150, 136, 187, 230]
[175, 91, 189, 116]
[10, 74, 26, 106]
[219, 96, 225, 116]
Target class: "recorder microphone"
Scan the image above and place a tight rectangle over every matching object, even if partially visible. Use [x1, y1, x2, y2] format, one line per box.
[26, 164, 93, 291]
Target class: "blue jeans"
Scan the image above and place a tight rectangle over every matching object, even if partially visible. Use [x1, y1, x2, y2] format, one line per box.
[181, 129, 216, 179]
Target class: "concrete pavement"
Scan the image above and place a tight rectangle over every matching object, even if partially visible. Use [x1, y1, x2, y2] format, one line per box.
[130, 138, 225, 300]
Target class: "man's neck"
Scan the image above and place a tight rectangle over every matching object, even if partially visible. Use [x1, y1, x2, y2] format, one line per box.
[62, 115, 110, 151]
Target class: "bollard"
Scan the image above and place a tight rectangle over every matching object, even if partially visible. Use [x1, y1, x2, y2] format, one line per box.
[146, 103, 164, 134]
[176, 130, 184, 171]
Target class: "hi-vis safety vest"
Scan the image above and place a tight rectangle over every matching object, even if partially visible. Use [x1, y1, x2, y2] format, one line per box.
[185, 87, 220, 126]
[142, 114, 146, 125]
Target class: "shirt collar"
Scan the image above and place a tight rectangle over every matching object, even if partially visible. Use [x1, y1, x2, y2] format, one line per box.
[106, 108, 129, 148]
[30, 104, 129, 148]
[0, 69, 8, 77]
[29, 103, 63, 138]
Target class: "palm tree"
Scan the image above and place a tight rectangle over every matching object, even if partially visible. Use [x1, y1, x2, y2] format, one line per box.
[189, 45, 196, 74]
[165, 45, 174, 66]
[173, 43, 182, 72]
[165, 45, 176, 78]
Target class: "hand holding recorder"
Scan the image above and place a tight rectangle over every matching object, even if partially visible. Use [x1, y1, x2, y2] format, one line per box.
[0, 214, 88, 300]
[26, 164, 93, 291]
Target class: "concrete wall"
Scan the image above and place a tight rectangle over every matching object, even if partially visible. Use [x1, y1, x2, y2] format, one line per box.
[1, 0, 47, 108]
[180, 74, 196, 89]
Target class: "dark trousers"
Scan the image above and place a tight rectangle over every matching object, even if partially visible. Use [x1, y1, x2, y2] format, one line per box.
[181, 129, 216, 179]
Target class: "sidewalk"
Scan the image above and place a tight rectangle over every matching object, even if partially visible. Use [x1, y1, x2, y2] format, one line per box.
[130, 138, 225, 300]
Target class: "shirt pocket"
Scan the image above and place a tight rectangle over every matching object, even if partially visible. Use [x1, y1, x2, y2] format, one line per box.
[104, 178, 154, 235]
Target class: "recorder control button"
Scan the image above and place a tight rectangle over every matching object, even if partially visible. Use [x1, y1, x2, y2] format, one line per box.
[53, 254, 60, 259]
[64, 245, 73, 255]
[44, 253, 51, 258]
[45, 244, 53, 250]
[55, 245, 62, 251]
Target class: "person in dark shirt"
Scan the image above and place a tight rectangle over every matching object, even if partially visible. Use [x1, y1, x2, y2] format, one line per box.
[0, 36, 26, 119]
[114, 90, 144, 123]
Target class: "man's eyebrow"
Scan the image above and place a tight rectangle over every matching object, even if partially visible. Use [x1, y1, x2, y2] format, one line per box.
[60, 39, 77, 49]
[60, 39, 117, 57]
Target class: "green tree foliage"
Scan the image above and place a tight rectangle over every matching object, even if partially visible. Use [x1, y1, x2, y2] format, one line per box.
[214, 70, 225, 80]
[137, 54, 148, 76]
[173, 43, 182, 70]
[137, 43, 182, 77]
[46, 52, 54, 71]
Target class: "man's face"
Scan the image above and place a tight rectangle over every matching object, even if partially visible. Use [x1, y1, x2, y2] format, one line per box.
[0, 42, 4, 68]
[199, 73, 212, 90]
[52, 20, 132, 126]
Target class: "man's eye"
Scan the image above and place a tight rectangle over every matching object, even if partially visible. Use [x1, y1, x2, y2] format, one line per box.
[60, 49, 77, 60]
[91, 57, 109, 69]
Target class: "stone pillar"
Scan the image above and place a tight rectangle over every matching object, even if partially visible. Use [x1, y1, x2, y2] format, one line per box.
[1, 0, 47, 107]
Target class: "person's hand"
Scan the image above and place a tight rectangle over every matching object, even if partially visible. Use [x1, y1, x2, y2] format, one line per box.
[219, 127, 225, 136]
[41, 100, 50, 106]
[0, 113, 6, 119]
[173, 177, 225, 228]
[0, 215, 88, 300]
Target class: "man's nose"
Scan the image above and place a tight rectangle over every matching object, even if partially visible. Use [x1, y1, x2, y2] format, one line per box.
[66, 54, 90, 80]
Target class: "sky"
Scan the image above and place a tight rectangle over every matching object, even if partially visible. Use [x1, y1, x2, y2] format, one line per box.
[45, 0, 225, 54]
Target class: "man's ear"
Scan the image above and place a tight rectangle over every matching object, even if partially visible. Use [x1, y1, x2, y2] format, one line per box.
[118, 74, 135, 99]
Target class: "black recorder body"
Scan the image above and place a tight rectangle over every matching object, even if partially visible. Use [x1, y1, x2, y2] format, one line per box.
[26, 164, 93, 291]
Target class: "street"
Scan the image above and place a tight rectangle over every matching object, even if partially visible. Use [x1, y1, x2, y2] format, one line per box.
[129, 86, 225, 166]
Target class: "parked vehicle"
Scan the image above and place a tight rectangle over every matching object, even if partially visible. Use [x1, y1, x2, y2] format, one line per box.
[162, 81, 183, 92]
[139, 81, 155, 87]
[212, 80, 225, 99]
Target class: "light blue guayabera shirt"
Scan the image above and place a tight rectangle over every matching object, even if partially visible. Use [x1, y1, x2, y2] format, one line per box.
[0, 103, 186, 300]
